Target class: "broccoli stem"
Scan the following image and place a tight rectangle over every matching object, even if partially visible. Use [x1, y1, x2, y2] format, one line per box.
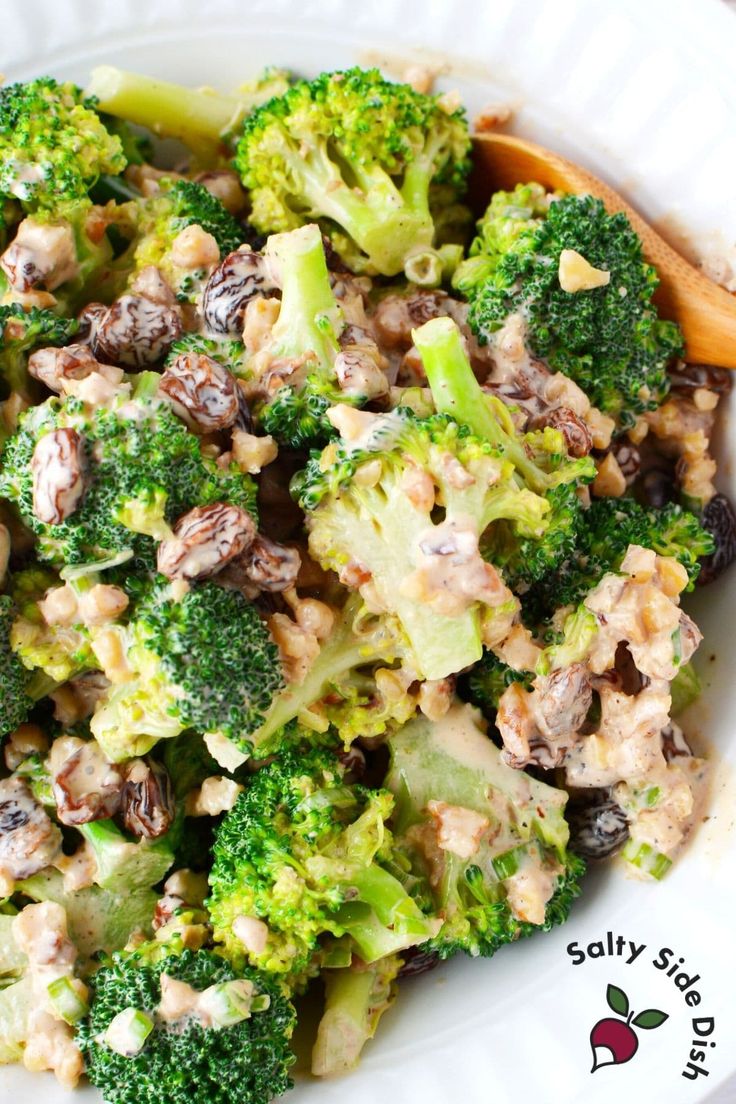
[251, 596, 385, 751]
[334, 862, 434, 961]
[312, 960, 398, 1077]
[263, 224, 341, 368]
[79, 819, 174, 893]
[413, 316, 544, 489]
[85, 66, 245, 146]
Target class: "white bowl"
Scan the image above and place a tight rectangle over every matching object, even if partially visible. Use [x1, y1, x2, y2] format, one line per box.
[2, 1, 735, 1102]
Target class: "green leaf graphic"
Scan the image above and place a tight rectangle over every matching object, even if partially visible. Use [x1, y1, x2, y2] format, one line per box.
[606, 984, 629, 1017]
[632, 1009, 669, 1030]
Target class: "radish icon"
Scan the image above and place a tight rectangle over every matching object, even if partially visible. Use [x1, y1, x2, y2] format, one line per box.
[590, 984, 668, 1072]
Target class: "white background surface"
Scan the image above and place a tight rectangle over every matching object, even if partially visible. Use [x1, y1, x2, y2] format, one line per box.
[1, 2, 735, 1103]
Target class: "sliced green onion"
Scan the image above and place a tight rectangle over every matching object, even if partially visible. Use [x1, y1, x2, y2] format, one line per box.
[645, 787, 661, 807]
[492, 848, 520, 881]
[104, 1007, 154, 1056]
[47, 976, 89, 1024]
[622, 840, 672, 881]
[198, 979, 262, 1029]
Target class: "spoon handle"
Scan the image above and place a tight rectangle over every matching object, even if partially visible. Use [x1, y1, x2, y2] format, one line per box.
[472, 133, 736, 369]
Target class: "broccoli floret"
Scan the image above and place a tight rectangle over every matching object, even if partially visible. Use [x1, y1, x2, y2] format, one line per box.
[109, 179, 244, 303]
[525, 496, 714, 625]
[248, 223, 355, 447]
[235, 67, 471, 278]
[458, 186, 683, 427]
[386, 703, 584, 959]
[78, 947, 295, 1104]
[452, 182, 551, 299]
[91, 578, 283, 762]
[86, 65, 291, 152]
[0, 376, 257, 569]
[464, 651, 533, 716]
[0, 594, 35, 738]
[208, 745, 437, 985]
[297, 319, 593, 683]
[297, 407, 552, 682]
[311, 954, 401, 1076]
[0, 305, 78, 400]
[485, 481, 585, 589]
[0, 78, 125, 213]
[250, 593, 418, 756]
[165, 331, 245, 377]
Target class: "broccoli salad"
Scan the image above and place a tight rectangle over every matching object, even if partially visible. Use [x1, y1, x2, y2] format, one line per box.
[0, 62, 732, 1103]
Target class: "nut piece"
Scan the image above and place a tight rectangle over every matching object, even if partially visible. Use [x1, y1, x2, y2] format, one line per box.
[159, 352, 239, 431]
[0, 218, 78, 292]
[185, 776, 243, 817]
[170, 225, 220, 270]
[592, 451, 626, 498]
[202, 249, 279, 336]
[195, 170, 248, 216]
[0, 776, 62, 879]
[28, 343, 100, 393]
[157, 502, 256, 580]
[558, 249, 610, 293]
[31, 427, 87, 524]
[93, 294, 182, 367]
[121, 758, 176, 839]
[231, 429, 278, 474]
[51, 738, 124, 826]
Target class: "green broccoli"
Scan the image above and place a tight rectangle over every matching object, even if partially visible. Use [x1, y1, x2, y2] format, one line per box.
[524, 496, 714, 625]
[464, 651, 533, 717]
[90, 578, 283, 762]
[455, 184, 683, 427]
[249, 223, 352, 447]
[0, 306, 78, 400]
[0, 78, 125, 213]
[208, 745, 438, 985]
[235, 67, 471, 278]
[108, 179, 244, 303]
[386, 703, 584, 959]
[78, 946, 295, 1104]
[311, 954, 401, 1076]
[452, 182, 551, 297]
[249, 593, 418, 756]
[0, 79, 128, 313]
[86, 65, 291, 152]
[296, 318, 592, 682]
[0, 594, 36, 737]
[0, 374, 257, 569]
[296, 408, 551, 682]
[165, 331, 245, 378]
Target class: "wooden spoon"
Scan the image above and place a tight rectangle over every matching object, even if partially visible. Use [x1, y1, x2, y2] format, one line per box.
[471, 132, 736, 368]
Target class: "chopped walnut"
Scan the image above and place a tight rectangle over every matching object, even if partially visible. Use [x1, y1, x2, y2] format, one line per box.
[427, 800, 489, 859]
[170, 224, 220, 270]
[268, 611, 320, 684]
[418, 678, 454, 721]
[28, 343, 100, 393]
[38, 583, 78, 627]
[77, 583, 129, 627]
[1, 218, 78, 292]
[195, 170, 248, 216]
[130, 264, 178, 307]
[157, 502, 256, 580]
[592, 451, 626, 498]
[231, 429, 278, 473]
[185, 776, 243, 817]
[31, 427, 87, 524]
